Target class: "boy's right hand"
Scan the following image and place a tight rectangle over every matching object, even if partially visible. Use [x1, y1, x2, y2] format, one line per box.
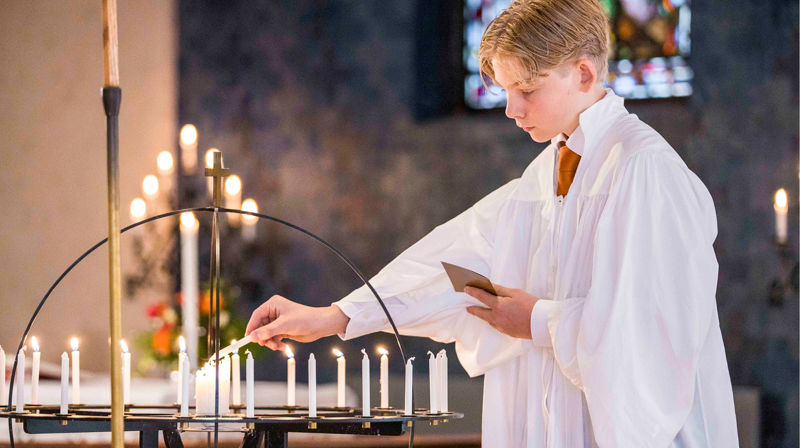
[244, 295, 350, 351]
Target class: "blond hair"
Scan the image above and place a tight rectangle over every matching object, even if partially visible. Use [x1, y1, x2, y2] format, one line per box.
[478, 0, 610, 85]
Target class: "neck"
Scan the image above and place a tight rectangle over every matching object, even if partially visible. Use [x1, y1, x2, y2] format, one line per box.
[563, 85, 607, 136]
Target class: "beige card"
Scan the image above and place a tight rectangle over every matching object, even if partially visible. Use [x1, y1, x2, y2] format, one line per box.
[441, 261, 497, 295]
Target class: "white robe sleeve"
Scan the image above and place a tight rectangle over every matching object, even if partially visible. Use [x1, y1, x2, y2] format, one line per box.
[531, 149, 719, 447]
[332, 178, 527, 376]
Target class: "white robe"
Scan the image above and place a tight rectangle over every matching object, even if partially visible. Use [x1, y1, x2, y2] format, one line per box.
[333, 89, 738, 447]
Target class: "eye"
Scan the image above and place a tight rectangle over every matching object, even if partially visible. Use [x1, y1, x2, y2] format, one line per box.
[521, 89, 536, 95]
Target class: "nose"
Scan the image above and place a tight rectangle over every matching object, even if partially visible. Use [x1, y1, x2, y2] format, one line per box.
[505, 95, 525, 120]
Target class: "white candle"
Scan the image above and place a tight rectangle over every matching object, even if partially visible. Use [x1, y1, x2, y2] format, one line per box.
[71, 338, 80, 404]
[219, 356, 231, 415]
[0, 345, 5, 404]
[428, 351, 438, 413]
[15, 349, 25, 412]
[225, 175, 243, 226]
[156, 151, 174, 194]
[231, 341, 241, 406]
[195, 368, 208, 415]
[60, 352, 69, 414]
[180, 212, 199, 370]
[361, 348, 370, 417]
[142, 174, 159, 214]
[308, 353, 317, 418]
[404, 357, 415, 415]
[121, 340, 131, 405]
[30, 337, 40, 404]
[286, 346, 295, 406]
[332, 349, 346, 407]
[180, 352, 189, 417]
[437, 349, 448, 412]
[245, 351, 254, 418]
[179, 124, 198, 175]
[378, 347, 389, 408]
[241, 198, 258, 242]
[177, 336, 186, 403]
[775, 189, 788, 244]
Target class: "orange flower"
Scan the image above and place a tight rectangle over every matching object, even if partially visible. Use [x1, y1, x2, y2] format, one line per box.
[199, 292, 224, 315]
[152, 324, 172, 356]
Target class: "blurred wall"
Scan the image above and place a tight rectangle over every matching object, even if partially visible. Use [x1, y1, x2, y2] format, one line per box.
[0, 1, 177, 372]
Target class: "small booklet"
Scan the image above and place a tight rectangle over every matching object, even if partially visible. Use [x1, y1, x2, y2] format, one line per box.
[441, 261, 497, 295]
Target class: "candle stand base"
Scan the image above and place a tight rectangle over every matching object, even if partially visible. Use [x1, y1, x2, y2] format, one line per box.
[1, 404, 462, 448]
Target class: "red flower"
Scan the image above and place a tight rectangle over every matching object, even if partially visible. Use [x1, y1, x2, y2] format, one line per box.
[146, 303, 166, 318]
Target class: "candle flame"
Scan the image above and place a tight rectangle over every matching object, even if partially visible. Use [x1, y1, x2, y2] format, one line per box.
[242, 198, 258, 225]
[130, 198, 147, 220]
[377, 347, 388, 356]
[31, 336, 39, 352]
[225, 175, 242, 195]
[178, 335, 186, 352]
[120, 339, 129, 353]
[205, 148, 220, 168]
[332, 348, 344, 357]
[71, 337, 79, 351]
[285, 346, 294, 358]
[180, 211, 199, 231]
[157, 151, 174, 172]
[180, 124, 198, 146]
[775, 189, 788, 209]
[142, 174, 159, 196]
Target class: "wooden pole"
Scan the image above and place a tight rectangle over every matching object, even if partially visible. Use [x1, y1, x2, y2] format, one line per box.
[102, 1, 123, 447]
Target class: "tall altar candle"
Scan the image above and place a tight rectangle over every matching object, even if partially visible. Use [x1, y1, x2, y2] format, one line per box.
[286, 346, 295, 406]
[245, 351, 254, 418]
[361, 349, 370, 417]
[177, 336, 186, 403]
[142, 174, 159, 214]
[241, 199, 258, 242]
[427, 351, 438, 413]
[30, 337, 40, 404]
[404, 357, 415, 415]
[60, 352, 69, 414]
[332, 349, 346, 407]
[15, 349, 25, 412]
[179, 351, 189, 417]
[120, 340, 131, 405]
[179, 124, 198, 175]
[308, 353, 317, 418]
[437, 349, 448, 412]
[231, 340, 241, 406]
[775, 188, 788, 244]
[71, 338, 80, 404]
[225, 175, 242, 226]
[180, 212, 199, 370]
[156, 151, 174, 194]
[0, 345, 5, 403]
[378, 347, 389, 408]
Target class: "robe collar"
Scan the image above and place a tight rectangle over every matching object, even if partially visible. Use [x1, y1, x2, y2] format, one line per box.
[550, 88, 626, 158]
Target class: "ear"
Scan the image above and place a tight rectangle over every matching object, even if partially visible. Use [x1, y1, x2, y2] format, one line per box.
[574, 58, 598, 92]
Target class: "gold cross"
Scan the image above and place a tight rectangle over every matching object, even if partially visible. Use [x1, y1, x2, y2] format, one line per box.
[205, 151, 230, 207]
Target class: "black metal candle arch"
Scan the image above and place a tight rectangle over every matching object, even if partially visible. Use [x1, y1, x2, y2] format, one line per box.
[2, 194, 462, 448]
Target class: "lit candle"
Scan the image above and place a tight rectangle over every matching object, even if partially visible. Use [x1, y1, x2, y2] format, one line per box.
[0, 345, 5, 403]
[30, 337, 40, 404]
[361, 348, 370, 417]
[437, 349, 448, 413]
[179, 124, 198, 175]
[142, 174, 159, 200]
[245, 350, 254, 418]
[427, 351, 438, 413]
[15, 349, 25, 412]
[60, 352, 68, 414]
[120, 340, 131, 405]
[231, 340, 241, 406]
[286, 346, 295, 406]
[180, 351, 189, 417]
[378, 347, 389, 408]
[177, 336, 186, 403]
[129, 198, 146, 222]
[71, 338, 80, 404]
[180, 212, 199, 370]
[156, 151, 174, 194]
[332, 348, 346, 407]
[404, 357, 415, 415]
[308, 353, 317, 418]
[775, 188, 788, 244]
[225, 175, 243, 226]
[241, 198, 258, 242]
[205, 149, 220, 195]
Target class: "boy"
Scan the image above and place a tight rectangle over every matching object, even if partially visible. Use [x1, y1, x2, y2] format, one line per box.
[245, 0, 738, 445]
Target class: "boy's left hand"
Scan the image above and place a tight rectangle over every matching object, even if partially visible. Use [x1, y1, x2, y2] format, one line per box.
[465, 283, 539, 339]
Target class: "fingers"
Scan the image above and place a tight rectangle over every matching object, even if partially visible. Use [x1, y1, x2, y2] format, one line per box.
[251, 319, 285, 345]
[466, 306, 493, 324]
[464, 286, 499, 307]
[245, 296, 282, 335]
[491, 283, 514, 297]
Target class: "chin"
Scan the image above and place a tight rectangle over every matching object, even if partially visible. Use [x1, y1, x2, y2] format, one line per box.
[528, 129, 554, 144]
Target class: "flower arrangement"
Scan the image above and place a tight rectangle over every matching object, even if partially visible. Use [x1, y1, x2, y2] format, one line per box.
[136, 279, 249, 374]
